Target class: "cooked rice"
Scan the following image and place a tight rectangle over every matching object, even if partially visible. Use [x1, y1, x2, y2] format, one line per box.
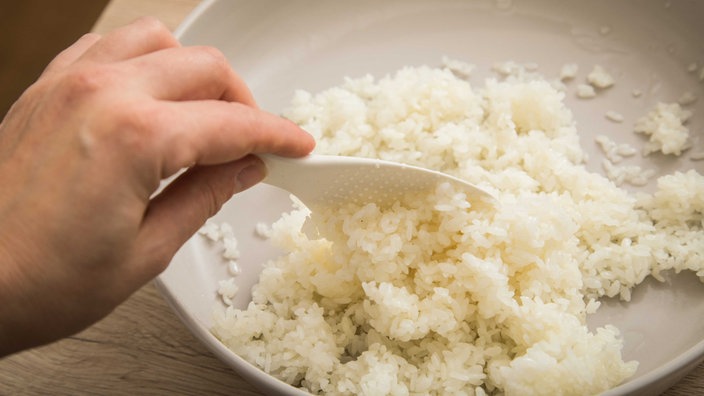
[559, 63, 578, 81]
[605, 111, 625, 123]
[586, 65, 615, 89]
[634, 102, 692, 156]
[210, 63, 704, 395]
[576, 84, 596, 99]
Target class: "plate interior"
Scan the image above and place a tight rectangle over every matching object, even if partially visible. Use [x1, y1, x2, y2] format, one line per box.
[160, 1, 704, 394]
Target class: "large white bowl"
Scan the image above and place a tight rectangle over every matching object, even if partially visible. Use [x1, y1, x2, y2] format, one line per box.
[157, 0, 704, 394]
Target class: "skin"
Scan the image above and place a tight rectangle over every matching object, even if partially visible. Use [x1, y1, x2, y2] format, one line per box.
[0, 17, 315, 356]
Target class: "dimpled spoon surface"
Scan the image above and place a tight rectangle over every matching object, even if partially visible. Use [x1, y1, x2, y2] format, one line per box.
[259, 154, 495, 209]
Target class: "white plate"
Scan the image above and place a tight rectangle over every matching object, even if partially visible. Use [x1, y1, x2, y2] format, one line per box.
[157, 0, 704, 394]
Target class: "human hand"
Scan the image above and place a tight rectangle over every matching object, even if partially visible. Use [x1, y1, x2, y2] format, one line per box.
[0, 17, 314, 356]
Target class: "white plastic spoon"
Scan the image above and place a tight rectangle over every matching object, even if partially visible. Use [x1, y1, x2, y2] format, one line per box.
[259, 154, 495, 209]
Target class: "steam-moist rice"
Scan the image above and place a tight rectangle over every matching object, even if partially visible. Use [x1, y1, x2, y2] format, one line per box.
[211, 64, 704, 395]
[634, 102, 692, 156]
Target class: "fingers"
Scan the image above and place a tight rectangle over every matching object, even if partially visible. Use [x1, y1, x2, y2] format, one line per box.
[155, 100, 315, 176]
[43, 18, 181, 79]
[131, 156, 265, 279]
[79, 17, 180, 63]
[42, 33, 102, 74]
[44, 17, 257, 106]
[122, 46, 256, 105]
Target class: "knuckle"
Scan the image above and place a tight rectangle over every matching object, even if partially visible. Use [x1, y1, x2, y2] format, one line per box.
[135, 15, 163, 28]
[166, 139, 197, 175]
[59, 64, 117, 100]
[195, 46, 231, 75]
[122, 103, 161, 135]
[237, 104, 272, 149]
[135, 16, 169, 36]
[100, 101, 162, 156]
[114, 107, 148, 135]
[136, 16, 179, 47]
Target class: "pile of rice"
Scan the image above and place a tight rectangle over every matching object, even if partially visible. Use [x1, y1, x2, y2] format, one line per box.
[210, 62, 704, 395]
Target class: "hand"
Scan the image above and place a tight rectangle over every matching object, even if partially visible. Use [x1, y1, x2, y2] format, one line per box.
[0, 17, 314, 356]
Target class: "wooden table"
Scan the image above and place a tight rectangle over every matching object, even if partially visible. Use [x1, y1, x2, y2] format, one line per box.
[1, 1, 702, 394]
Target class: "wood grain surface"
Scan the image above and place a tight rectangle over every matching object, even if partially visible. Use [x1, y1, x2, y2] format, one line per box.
[0, 1, 702, 395]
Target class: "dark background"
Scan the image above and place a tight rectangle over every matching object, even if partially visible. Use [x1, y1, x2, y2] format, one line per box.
[0, 0, 109, 117]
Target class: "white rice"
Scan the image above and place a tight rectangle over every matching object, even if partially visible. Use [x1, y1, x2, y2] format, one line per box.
[576, 83, 596, 99]
[200, 221, 244, 297]
[210, 63, 704, 395]
[255, 221, 273, 239]
[442, 56, 475, 79]
[601, 159, 655, 187]
[634, 102, 692, 156]
[559, 63, 578, 81]
[594, 134, 637, 164]
[605, 110, 625, 123]
[586, 65, 615, 89]
[594, 135, 650, 186]
[678, 91, 698, 106]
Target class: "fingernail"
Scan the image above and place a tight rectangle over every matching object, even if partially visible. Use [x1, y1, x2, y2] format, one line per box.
[235, 160, 266, 192]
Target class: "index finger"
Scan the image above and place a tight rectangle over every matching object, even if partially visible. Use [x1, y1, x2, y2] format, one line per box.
[155, 100, 315, 177]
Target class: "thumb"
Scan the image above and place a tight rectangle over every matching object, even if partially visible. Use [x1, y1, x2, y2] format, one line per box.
[234, 156, 267, 193]
[131, 155, 266, 279]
